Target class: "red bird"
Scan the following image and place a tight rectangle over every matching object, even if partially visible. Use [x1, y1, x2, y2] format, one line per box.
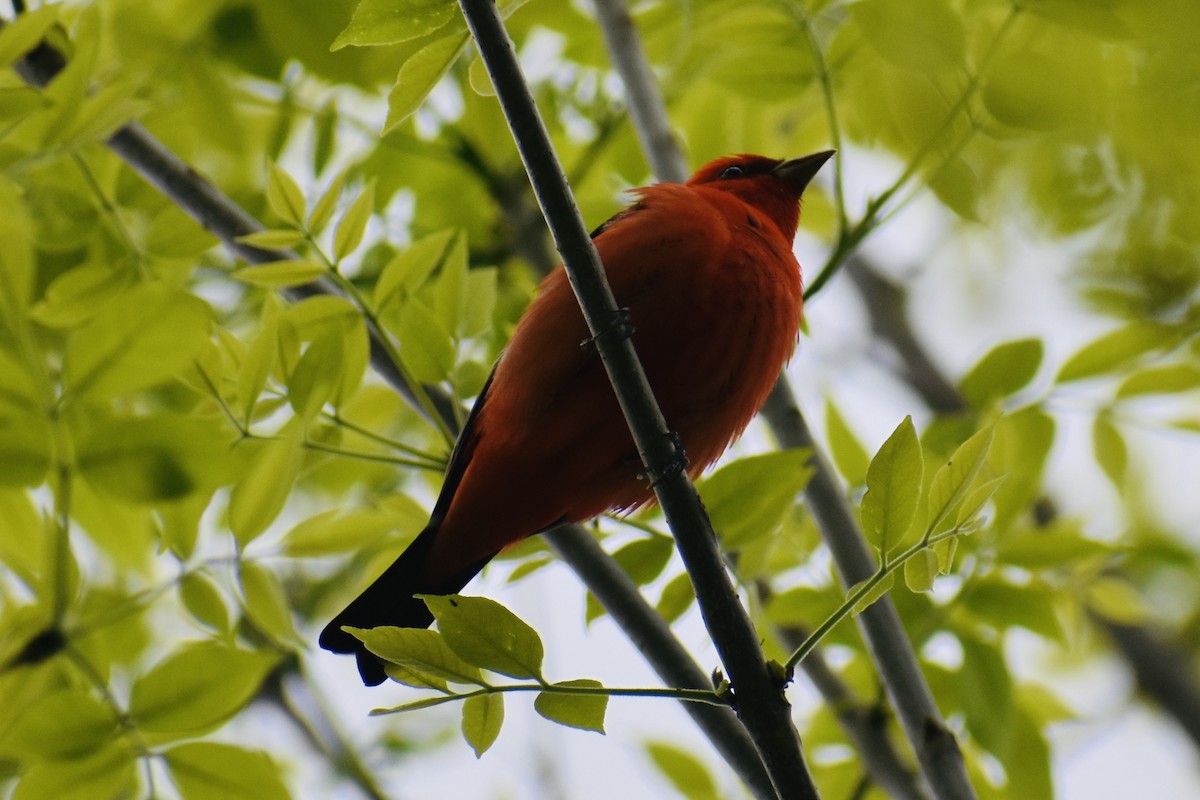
[321, 152, 834, 684]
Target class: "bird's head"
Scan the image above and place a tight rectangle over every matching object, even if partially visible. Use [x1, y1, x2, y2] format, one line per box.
[688, 151, 835, 240]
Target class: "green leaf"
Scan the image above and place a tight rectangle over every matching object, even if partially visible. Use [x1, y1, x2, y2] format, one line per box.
[825, 398, 869, 486]
[699, 450, 813, 548]
[179, 572, 230, 633]
[332, 0, 457, 49]
[333, 181, 376, 262]
[346, 626, 483, 686]
[63, 283, 213, 403]
[960, 339, 1044, 407]
[468, 52, 495, 96]
[240, 560, 302, 647]
[1116, 363, 1200, 398]
[983, 47, 1102, 131]
[433, 231, 469, 337]
[375, 229, 457, 312]
[165, 742, 288, 800]
[1092, 414, 1126, 488]
[963, 577, 1064, 642]
[535, 680, 607, 733]
[312, 100, 338, 176]
[1056, 322, 1176, 382]
[462, 693, 504, 758]
[308, 170, 346, 234]
[233, 229, 307, 250]
[656, 572, 695, 624]
[461, 267, 499, 338]
[287, 331, 343, 420]
[237, 297, 282, 423]
[959, 633, 1013, 755]
[1086, 575, 1148, 624]
[385, 34, 469, 133]
[645, 741, 721, 800]
[933, 536, 958, 574]
[233, 260, 326, 288]
[423, 595, 544, 680]
[956, 475, 1006, 527]
[988, 406, 1054, 528]
[850, 0, 965, 72]
[266, 163, 306, 227]
[0, 6, 60, 69]
[227, 426, 303, 546]
[996, 523, 1110, 570]
[611, 536, 674, 586]
[0, 411, 51, 486]
[281, 507, 416, 557]
[128, 642, 277, 734]
[860, 416, 923, 556]
[904, 549, 937, 592]
[850, 573, 895, 616]
[929, 157, 982, 222]
[0, 688, 117, 759]
[13, 743, 136, 800]
[1007, 706, 1053, 800]
[396, 296, 456, 384]
[927, 425, 995, 533]
[75, 415, 236, 503]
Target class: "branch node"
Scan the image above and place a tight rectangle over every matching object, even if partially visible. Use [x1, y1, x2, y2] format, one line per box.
[580, 305, 634, 351]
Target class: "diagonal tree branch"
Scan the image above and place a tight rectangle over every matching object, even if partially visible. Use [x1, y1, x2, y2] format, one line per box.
[589, 0, 975, 797]
[457, 1, 818, 796]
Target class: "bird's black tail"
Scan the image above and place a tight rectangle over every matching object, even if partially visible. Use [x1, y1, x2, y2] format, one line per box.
[318, 522, 490, 686]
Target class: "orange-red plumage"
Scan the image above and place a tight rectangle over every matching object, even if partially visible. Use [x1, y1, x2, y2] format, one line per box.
[321, 152, 833, 684]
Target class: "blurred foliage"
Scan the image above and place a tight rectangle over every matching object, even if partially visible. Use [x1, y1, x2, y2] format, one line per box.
[1, 0, 1199, 798]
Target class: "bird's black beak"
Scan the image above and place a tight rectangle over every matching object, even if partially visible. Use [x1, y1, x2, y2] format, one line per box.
[773, 150, 836, 193]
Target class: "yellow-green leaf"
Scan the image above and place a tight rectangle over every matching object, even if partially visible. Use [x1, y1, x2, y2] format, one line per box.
[240, 560, 302, 647]
[645, 741, 721, 800]
[423, 595, 544, 680]
[850, 0, 965, 72]
[333, 181, 376, 262]
[164, 742, 288, 800]
[904, 549, 937, 592]
[1056, 322, 1176, 382]
[233, 260, 326, 288]
[825, 398, 869, 486]
[266, 163, 305, 227]
[228, 427, 303, 546]
[1, 688, 117, 759]
[308, 170, 346, 234]
[0, 6, 60, 69]
[13, 743, 135, 800]
[63, 283, 212, 402]
[850, 573, 895, 616]
[128, 642, 277, 734]
[462, 693, 504, 758]
[332, 0, 457, 50]
[1092, 414, 1126, 488]
[535, 680, 607, 734]
[233, 229, 307, 250]
[960, 339, 1043, 407]
[347, 626, 483, 686]
[860, 416, 923, 556]
[375, 229, 457, 312]
[927, 425, 995, 533]
[385, 34, 469, 133]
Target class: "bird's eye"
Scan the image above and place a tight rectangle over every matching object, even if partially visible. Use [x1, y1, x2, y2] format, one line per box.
[719, 165, 746, 179]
